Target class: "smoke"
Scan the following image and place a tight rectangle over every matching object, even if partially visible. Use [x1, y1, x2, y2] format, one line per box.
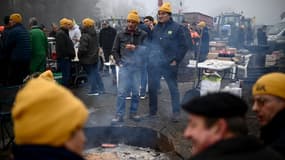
[97, 0, 285, 25]
[97, 0, 152, 19]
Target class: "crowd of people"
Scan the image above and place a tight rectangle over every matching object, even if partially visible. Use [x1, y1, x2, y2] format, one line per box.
[0, 2, 284, 160]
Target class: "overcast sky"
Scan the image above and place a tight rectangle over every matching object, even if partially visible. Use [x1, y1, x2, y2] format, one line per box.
[98, 0, 285, 25]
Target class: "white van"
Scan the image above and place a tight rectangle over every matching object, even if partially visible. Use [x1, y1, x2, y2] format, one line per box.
[267, 22, 285, 50]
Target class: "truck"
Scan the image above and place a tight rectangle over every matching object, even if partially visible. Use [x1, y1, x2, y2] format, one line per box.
[267, 21, 285, 50]
[213, 12, 254, 44]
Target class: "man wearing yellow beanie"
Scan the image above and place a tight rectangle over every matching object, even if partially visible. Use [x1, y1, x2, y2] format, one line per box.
[56, 18, 75, 87]
[78, 18, 105, 96]
[10, 13, 22, 24]
[147, 2, 190, 122]
[12, 70, 88, 159]
[252, 72, 285, 157]
[5, 13, 32, 85]
[111, 10, 147, 124]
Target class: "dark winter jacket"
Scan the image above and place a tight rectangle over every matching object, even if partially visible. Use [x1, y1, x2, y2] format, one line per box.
[150, 18, 189, 65]
[99, 26, 117, 50]
[5, 23, 32, 61]
[198, 26, 209, 55]
[260, 109, 285, 158]
[56, 28, 75, 59]
[257, 28, 268, 45]
[189, 136, 284, 160]
[78, 27, 99, 64]
[112, 27, 147, 67]
[12, 145, 85, 160]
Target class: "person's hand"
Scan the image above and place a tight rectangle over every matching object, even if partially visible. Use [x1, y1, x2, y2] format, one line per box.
[170, 60, 177, 66]
[125, 44, 136, 51]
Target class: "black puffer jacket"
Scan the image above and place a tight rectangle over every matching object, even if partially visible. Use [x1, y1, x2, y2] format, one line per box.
[5, 23, 31, 61]
[55, 28, 75, 59]
[78, 27, 99, 64]
[12, 145, 85, 160]
[189, 136, 284, 160]
[260, 109, 285, 158]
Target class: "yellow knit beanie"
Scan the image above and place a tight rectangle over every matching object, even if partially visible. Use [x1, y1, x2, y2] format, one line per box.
[127, 10, 140, 23]
[82, 18, 95, 27]
[198, 21, 206, 28]
[252, 72, 285, 100]
[12, 70, 89, 146]
[159, 2, 172, 13]
[10, 13, 22, 23]
[59, 18, 70, 27]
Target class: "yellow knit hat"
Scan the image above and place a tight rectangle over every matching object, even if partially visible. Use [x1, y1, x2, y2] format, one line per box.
[252, 72, 285, 100]
[59, 18, 70, 27]
[127, 10, 140, 23]
[10, 13, 22, 23]
[12, 70, 89, 146]
[198, 21, 206, 28]
[158, 2, 172, 13]
[82, 18, 95, 27]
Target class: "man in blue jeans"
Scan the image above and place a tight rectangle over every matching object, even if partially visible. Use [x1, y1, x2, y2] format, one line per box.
[147, 2, 189, 122]
[111, 10, 147, 124]
[56, 18, 75, 87]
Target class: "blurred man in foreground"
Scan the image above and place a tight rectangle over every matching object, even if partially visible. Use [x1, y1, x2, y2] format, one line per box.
[12, 70, 88, 159]
[183, 92, 283, 160]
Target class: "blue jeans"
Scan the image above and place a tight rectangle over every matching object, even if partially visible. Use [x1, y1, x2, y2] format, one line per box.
[148, 63, 180, 114]
[140, 63, 148, 96]
[82, 63, 104, 92]
[115, 65, 140, 116]
[58, 58, 71, 87]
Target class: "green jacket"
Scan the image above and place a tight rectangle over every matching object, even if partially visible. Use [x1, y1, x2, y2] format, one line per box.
[30, 26, 48, 73]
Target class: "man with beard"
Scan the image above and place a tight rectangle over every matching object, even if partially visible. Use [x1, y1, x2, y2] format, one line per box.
[111, 10, 147, 124]
[147, 2, 189, 122]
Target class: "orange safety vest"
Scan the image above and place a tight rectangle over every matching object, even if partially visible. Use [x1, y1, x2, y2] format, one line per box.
[190, 31, 200, 45]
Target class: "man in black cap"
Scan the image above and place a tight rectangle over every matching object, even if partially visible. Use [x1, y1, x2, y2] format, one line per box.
[182, 92, 283, 160]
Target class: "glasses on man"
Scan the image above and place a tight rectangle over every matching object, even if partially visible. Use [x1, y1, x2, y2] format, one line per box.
[157, 12, 168, 16]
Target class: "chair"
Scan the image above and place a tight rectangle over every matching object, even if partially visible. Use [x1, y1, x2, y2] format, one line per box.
[0, 85, 19, 149]
[237, 54, 252, 78]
